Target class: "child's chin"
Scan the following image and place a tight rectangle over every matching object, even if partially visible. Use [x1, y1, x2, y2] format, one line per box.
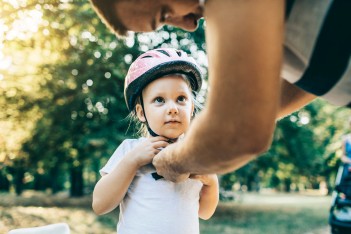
[163, 132, 182, 140]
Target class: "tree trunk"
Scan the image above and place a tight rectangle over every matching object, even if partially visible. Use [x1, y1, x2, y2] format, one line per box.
[70, 164, 84, 197]
[34, 173, 46, 191]
[254, 173, 261, 192]
[14, 167, 25, 195]
[284, 178, 292, 192]
[50, 166, 61, 194]
[0, 170, 10, 191]
[247, 175, 254, 192]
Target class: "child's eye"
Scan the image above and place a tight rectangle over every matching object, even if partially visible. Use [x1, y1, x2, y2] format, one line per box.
[177, 96, 187, 103]
[154, 97, 165, 104]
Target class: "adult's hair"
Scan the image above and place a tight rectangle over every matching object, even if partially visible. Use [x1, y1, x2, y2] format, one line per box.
[90, 0, 128, 36]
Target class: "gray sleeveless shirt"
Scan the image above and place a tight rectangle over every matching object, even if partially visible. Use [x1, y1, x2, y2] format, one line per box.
[283, 0, 350, 107]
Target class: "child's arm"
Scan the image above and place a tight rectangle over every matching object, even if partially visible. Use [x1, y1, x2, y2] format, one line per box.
[191, 174, 219, 220]
[92, 154, 138, 215]
[92, 136, 169, 215]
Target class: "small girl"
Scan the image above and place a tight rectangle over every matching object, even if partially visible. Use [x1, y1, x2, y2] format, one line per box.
[92, 48, 219, 234]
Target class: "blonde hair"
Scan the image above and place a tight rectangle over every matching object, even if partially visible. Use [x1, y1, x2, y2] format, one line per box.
[90, 0, 128, 37]
[126, 74, 203, 137]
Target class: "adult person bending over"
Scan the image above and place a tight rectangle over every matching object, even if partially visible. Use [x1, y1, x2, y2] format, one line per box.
[90, 0, 351, 181]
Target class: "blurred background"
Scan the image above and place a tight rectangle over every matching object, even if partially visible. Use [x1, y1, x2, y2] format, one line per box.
[1, 0, 351, 233]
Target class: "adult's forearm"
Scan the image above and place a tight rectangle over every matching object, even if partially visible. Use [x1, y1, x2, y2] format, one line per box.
[171, 109, 272, 175]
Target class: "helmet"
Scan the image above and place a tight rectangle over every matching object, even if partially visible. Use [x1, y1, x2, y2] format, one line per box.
[124, 48, 203, 111]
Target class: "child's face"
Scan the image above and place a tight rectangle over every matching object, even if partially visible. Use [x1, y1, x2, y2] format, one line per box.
[136, 75, 194, 139]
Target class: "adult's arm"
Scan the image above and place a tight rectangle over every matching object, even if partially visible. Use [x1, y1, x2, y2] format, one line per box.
[278, 80, 316, 119]
[153, 0, 285, 179]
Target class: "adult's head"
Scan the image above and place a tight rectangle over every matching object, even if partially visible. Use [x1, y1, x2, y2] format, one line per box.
[90, 0, 205, 36]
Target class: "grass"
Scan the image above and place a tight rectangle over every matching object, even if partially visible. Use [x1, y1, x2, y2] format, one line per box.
[0, 191, 117, 234]
[201, 193, 331, 234]
[0, 192, 331, 234]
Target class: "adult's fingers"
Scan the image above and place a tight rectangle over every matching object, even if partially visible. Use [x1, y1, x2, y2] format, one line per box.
[189, 174, 201, 179]
[150, 136, 169, 142]
[153, 140, 169, 149]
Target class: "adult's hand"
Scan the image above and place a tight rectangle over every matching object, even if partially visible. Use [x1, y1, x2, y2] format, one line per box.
[152, 143, 190, 183]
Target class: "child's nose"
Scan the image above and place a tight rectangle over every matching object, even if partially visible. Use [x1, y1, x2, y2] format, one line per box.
[167, 102, 179, 114]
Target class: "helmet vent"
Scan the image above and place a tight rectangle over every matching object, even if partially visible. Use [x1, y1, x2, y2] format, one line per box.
[156, 49, 170, 57]
[141, 55, 153, 59]
[176, 50, 182, 57]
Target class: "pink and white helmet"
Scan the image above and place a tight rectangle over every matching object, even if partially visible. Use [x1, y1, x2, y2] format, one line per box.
[124, 48, 203, 111]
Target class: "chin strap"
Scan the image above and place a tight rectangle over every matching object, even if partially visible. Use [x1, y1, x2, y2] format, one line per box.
[151, 173, 164, 180]
[140, 95, 159, 137]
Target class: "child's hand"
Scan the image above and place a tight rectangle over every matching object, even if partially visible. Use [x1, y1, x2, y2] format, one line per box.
[130, 136, 169, 168]
[190, 174, 218, 186]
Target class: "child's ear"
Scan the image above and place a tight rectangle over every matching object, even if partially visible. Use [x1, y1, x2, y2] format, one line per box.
[135, 104, 146, 122]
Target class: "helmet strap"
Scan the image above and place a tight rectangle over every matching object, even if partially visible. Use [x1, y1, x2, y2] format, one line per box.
[140, 95, 159, 137]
